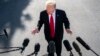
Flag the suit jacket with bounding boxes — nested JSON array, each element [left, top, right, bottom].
[[37, 9, 70, 41]]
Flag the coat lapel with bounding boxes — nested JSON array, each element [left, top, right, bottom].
[[55, 10, 59, 32], [45, 11, 50, 27]]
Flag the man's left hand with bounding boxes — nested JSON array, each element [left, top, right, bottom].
[[65, 29, 72, 35]]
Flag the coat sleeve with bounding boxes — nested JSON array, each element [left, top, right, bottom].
[[37, 11, 44, 31], [62, 11, 70, 29]]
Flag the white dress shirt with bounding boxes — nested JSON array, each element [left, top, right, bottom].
[[48, 11, 56, 30]]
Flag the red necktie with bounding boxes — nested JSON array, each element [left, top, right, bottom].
[[49, 14, 55, 39]]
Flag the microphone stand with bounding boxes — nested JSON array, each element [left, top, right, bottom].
[[90, 49, 99, 56], [27, 51, 38, 56], [0, 29, 8, 38], [70, 51, 74, 56], [0, 47, 22, 54]]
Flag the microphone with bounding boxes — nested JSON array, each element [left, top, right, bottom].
[[76, 37, 90, 50], [63, 40, 74, 56], [21, 38, 29, 53], [72, 42, 82, 56], [47, 41, 56, 54], [76, 36, 99, 56], [34, 43, 40, 53], [4, 29, 8, 38], [27, 43, 40, 56]]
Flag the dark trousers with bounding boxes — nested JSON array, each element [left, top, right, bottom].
[[46, 37, 62, 56]]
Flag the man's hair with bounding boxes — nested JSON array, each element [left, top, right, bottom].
[[45, 0, 56, 7]]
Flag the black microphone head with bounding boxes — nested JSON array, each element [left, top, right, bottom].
[[47, 41, 56, 53], [22, 38, 30, 47], [4, 29, 8, 38], [21, 38, 29, 53], [34, 43, 40, 52], [72, 42, 81, 52], [73, 42, 82, 56], [76, 36, 90, 50], [63, 40, 72, 51]]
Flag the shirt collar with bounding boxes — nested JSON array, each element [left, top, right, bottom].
[[48, 10, 56, 16]]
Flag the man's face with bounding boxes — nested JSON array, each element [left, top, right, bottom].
[[46, 4, 56, 14]]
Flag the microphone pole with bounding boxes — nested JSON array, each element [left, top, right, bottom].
[[0, 47, 22, 54], [4, 29, 8, 38], [0, 29, 8, 38]]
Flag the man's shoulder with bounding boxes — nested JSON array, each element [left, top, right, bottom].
[[40, 10, 47, 14], [56, 9, 65, 13]]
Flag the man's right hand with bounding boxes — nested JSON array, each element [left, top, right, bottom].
[[32, 28, 39, 35]]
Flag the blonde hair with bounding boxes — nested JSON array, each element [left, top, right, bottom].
[[45, 0, 56, 7]]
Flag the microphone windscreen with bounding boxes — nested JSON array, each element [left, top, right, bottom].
[[22, 38, 30, 47], [76, 37, 90, 50], [34, 43, 40, 52], [21, 38, 29, 53], [63, 40, 72, 51], [47, 41, 56, 53], [4, 29, 8, 37], [72, 42, 81, 52]]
